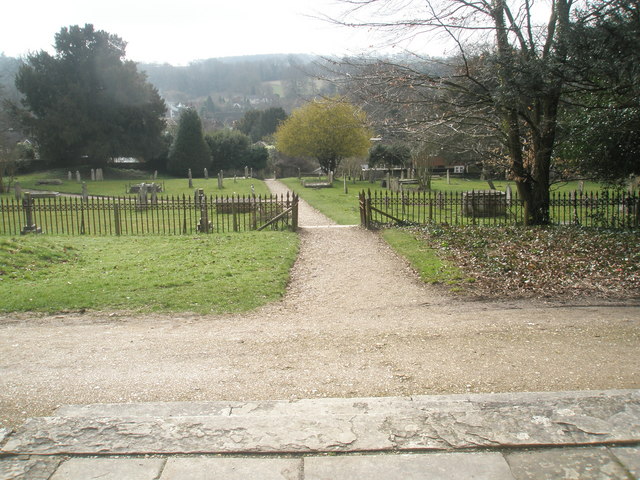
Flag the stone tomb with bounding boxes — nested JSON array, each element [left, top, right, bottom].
[[462, 190, 507, 217]]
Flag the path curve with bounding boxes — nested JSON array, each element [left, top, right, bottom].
[[0, 181, 638, 430]]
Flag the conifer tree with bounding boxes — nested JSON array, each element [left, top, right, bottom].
[[167, 109, 210, 176]]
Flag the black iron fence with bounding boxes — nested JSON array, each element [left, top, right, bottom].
[[359, 190, 639, 228], [1, 193, 298, 236]]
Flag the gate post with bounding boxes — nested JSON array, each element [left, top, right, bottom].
[[292, 194, 299, 231]]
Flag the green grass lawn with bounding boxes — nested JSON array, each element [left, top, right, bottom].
[[9, 168, 270, 197], [380, 228, 471, 292], [0, 233, 298, 314]]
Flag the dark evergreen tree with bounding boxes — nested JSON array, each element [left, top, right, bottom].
[[167, 109, 210, 176], [246, 144, 269, 171], [206, 130, 252, 172], [558, 0, 640, 183], [14, 24, 166, 167], [236, 107, 287, 142]]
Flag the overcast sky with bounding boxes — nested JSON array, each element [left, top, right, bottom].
[[1, 0, 396, 65]]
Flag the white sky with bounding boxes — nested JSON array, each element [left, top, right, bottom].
[[1, 0, 395, 65]]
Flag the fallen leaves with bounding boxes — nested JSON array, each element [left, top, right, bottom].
[[415, 225, 640, 299]]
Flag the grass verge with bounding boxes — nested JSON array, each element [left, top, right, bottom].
[[0, 233, 298, 314], [380, 228, 471, 292]]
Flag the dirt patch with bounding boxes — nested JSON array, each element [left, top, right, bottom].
[[0, 180, 638, 430]]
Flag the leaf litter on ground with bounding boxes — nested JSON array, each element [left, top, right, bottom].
[[410, 225, 639, 299]]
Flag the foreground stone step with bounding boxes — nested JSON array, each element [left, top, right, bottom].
[[54, 389, 636, 419], [3, 390, 639, 456]]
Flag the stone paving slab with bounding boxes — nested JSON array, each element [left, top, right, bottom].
[[504, 446, 632, 480], [54, 390, 635, 419], [49, 458, 165, 480], [160, 457, 303, 480], [3, 390, 639, 455], [54, 396, 421, 418], [610, 446, 640, 479], [304, 453, 516, 480], [0, 456, 61, 480]]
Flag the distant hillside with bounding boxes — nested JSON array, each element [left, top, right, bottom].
[[139, 54, 325, 103], [138, 54, 336, 128]]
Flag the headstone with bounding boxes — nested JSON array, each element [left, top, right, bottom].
[[68, 171, 72, 181], [14, 182, 22, 201], [81, 182, 88, 201], [579, 181, 584, 194], [204, 168, 209, 180], [96, 168, 103, 181], [188, 169, 193, 189], [151, 187, 158, 205], [153, 170, 158, 181], [244, 166, 249, 178], [401, 169, 405, 180], [218, 171, 223, 189], [446, 169, 450, 184], [91, 169, 95, 181], [76, 170, 81, 183], [329, 171, 334, 184], [343, 174, 348, 194], [250, 168, 253, 178], [234, 175, 237, 183], [138, 183, 147, 205], [505, 185, 512, 202]]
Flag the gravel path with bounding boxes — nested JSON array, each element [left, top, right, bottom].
[[0, 180, 638, 430]]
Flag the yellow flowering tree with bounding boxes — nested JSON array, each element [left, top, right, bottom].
[[275, 97, 371, 173]]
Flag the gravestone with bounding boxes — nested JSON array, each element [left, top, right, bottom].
[[68, 171, 72, 181], [14, 182, 22, 201], [204, 168, 208, 180], [218, 171, 223, 189], [81, 182, 88, 201], [446, 169, 450, 185], [244, 166, 249, 178], [76, 171, 81, 183], [188, 169, 193, 189], [91, 169, 96, 181], [20, 194, 42, 234], [153, 170, 158, 181], [505, 185, 512, 203], [138, 183, 148, 206], [97, 168, 104, 181], [462, 190, 507, 217]]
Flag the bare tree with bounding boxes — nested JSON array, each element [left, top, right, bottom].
[[325, 0, 576, 224]]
